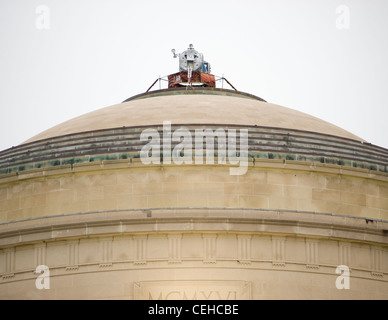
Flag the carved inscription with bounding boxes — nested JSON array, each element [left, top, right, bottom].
[[134, 281, 251, 300]]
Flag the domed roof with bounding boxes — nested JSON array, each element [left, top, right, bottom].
[[24, 89, 365, 144]]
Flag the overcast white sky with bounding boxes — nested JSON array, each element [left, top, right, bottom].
[[0, 0, 387, 151]]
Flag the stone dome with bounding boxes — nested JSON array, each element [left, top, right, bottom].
[[0, 88, 387, 300], [24, 89, 364, 144]]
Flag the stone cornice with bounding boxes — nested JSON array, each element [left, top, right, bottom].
[[1, 208, 387, 248], [0, 159, 387, 185]]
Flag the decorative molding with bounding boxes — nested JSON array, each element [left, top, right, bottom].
[[371, 247, 383, 278], [2, 247, 15, 279], [65, 266, 79, 271], [4, 247, 15, 273], [134, 235, 147, 265], [306, 239, 319, 269], [168, 234, 182, 264], [1, 208, 387, 249], [339, 242, 351, 267], [34, 243, 46, 269], [99, 237, 112, 268], [2, 273, 15, 280], [371, 272, 384, 278], [272, 236, 285, 267], [237, 235, 251, 264], [272, 262, 286, 267], [203, 234, 217, 264], [66, 240, 79, 271]]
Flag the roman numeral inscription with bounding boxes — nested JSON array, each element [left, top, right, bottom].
[[134, 281, 251, 300]]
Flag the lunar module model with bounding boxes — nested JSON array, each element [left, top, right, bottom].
[[168, 44, 216, 88]]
